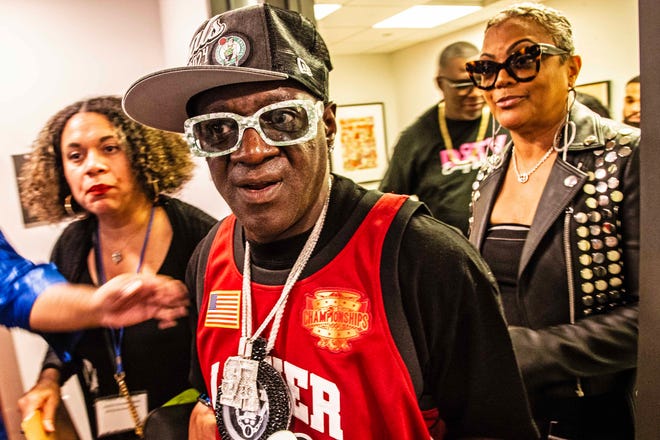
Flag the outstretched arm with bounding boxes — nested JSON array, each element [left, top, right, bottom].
[[29, 273, 189, 331], [1, 230, 188, 331]]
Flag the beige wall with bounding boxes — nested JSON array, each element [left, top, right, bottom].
[[0, 0, 640, 438]]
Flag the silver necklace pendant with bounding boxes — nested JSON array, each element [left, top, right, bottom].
[[512, 144, 554, 184], [111, 250, 123, 264], [220, 356, 261, 412], [216, 338, 292, 439]]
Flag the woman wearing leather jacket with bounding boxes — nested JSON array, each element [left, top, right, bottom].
[[466, 3, 639, 439]]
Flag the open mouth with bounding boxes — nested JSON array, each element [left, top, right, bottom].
[[243, 181, 275, 190]]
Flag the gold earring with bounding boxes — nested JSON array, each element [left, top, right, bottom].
[[64, 194, 76, 217], [148, 178, 160, 202]]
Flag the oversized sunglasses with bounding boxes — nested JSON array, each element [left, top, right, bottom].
[[184, 99, 325, 157], [465, 43, 569, 91], [437, 76, 475, 96]]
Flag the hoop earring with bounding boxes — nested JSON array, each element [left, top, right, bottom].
[[149, 178, 160, 202], [485, 114, 505, 170], [64, 194, 76, 217]]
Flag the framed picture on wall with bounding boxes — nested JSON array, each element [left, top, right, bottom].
[[331, 102, 388, 184], [575, 80, 611, 109], [12, 153, 45, 228]]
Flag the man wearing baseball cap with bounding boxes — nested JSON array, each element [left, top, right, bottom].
[[123, 4, 537, 439]]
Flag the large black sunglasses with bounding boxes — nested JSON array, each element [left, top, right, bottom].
[[465, 43, 569, 91]]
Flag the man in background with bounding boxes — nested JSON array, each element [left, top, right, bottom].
[[623, 75, 640, 127], [379, 41, 507, 236]]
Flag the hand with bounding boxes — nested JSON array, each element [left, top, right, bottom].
[[188, 401, 217, 440], [18, 369, 61, 433], [94, 273, 190, 329]]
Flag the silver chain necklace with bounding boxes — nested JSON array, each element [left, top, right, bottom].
[[218, 177, 332, 416], [241, 176, 332, 354], [512, 145, 555, 183]]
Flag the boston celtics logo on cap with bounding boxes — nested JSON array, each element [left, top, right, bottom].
[[297, 58, 313, 77], [214, 34, 250, 67]]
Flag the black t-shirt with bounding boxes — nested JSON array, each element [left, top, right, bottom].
[[380, 103, 500, 235]]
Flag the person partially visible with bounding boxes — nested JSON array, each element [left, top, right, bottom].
[[18, 96, 215, 439], [466, 2, 639, 439], [379, 41, 508, 235], [0, 229, 188, 440], [123, 5, 537, 439], [576, 91, 610, 118], [622, 75, 640, 128], [1, 230, 188, 332]]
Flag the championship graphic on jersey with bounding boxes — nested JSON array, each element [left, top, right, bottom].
[[302, 289, 370, 352]]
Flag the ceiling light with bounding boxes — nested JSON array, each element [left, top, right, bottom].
[[314, 4, 341, 20], [373, 5, 481, 29]]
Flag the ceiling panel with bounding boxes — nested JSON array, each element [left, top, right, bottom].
[[314, 0, 536, 55]]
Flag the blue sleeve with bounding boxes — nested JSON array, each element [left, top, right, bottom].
[[0, 230, 78, 361]]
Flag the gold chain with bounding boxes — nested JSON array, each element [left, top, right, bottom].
[[437, 101, 489, 151], [114, 372, 145, 438]]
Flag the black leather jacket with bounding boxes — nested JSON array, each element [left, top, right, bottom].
[[469, 102, 639, 400]]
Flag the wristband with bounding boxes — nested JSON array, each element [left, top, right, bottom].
[[198, 392, 212, 408]]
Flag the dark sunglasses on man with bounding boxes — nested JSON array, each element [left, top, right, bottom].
[[465, 43, 569, 91], [436, 76, 476, 97]]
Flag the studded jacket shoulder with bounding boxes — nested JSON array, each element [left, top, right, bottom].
[[469, 101, 639, 397]]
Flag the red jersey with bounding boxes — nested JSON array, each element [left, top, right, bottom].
[[197, 194, 434, 439]]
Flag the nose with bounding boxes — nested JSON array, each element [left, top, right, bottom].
[[83, 149, 108, 175], [493, 65, 516, 89], [467, 84, 482, 98], [230, 128, 280, 164]]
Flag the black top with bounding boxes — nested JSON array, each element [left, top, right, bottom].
[[42, 196, 215, 440], [482, 224, 529, 325], [188, 175, 539, 439], [379, 103, 497, 235]]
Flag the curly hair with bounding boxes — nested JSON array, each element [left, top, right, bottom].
[[19, 95, 195, 223], [486, 2, 575, 59]]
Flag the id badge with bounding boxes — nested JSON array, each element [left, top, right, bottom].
[[94, 391, 148, 437]]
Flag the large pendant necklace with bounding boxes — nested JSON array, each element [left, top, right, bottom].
[[216, 177, 332, 439], [512, 145, 555, 183]]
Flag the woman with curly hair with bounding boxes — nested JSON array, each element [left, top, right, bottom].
[[18, 95, 215, 439]]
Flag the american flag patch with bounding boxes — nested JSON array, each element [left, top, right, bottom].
[[204, 290, 241, 328]]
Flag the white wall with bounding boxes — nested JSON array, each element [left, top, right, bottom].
[[329, 54, 398, 157]]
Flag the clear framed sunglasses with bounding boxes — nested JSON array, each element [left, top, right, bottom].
[[437, 76, 475, 96], [184, 99, 325, 157], [465, 43, 569, 91]]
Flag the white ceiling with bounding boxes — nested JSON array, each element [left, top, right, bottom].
[[315, 0, 536, 55]]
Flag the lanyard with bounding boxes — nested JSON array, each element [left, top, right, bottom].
[[95, 205, 155, 375], [94, 206, 155, 438]]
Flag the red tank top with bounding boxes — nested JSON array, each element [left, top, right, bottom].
[[197, 194, 435, 439]]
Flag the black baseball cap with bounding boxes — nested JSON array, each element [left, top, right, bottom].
[[123, 4, 332, 133]]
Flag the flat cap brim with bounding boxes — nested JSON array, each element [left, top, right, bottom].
[[122, 66, 288, 133]]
